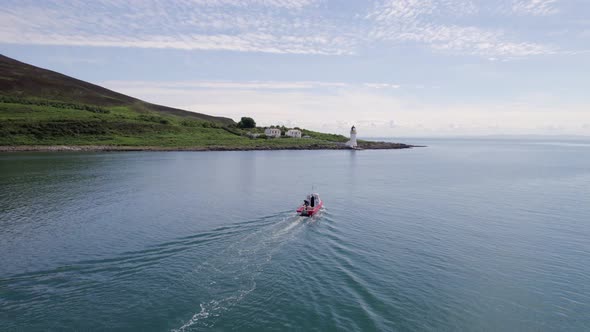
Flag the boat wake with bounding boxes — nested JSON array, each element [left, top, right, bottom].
[[172, 212, 313, 331]]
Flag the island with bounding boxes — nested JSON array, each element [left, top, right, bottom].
[[0, 54, 413, 152]]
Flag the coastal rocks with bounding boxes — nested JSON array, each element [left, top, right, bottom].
[[0, 141, 415, 152], [357, 141, 413, 149]]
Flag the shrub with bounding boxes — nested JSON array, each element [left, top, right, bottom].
[[181, 120, 199, 127], [138, 115, 170, 124], [237, 117, 256, 128], [221, 126, 243, 136], [0, 95, 110, 114]]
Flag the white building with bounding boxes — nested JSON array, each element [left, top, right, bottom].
[[285, 129, 302, 138], [345, 125, 357, 148], [264, 128, 282, 138]]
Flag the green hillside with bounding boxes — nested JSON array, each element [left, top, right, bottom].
[[0, 55, 408, 150]]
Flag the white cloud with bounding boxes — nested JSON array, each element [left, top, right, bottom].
[[366, 1, 556, 56], [363, 83, 401, 89], [425, 26, 554, 56], [375, 24, 554, 56], [512, 0, 560, 16], [367, 0, 436, 21], [102, 80, 411, 93], [0, 0, 352, 55], [188, 0, 317, 9], [367, 0, 477, 21], [103, 80, 351, 90], [0, 32, 353, 55], [0, 0, 577, 58]]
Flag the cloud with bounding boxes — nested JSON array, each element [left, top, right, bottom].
[[367, 0, 437, 21], [102, 80, 410, 92], [366, 0, 556, 56], [512, 0, 560, 16], [363, 83, 401, 89], [188, 0, 317, 9], [103, 80, 351, 90], [0, 0, 353, 55], [1, 32, 354, 55], [367, 0, 478, 21], [0, 0, 582, 57], [374, 23, 554, 56]]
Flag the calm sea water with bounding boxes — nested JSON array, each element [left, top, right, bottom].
[[1, 138, 589, 331]]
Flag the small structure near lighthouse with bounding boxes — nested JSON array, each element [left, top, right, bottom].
[[345, 125, 358, 148]]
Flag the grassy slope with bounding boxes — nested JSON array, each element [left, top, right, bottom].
[[0, 101, 347, 148]]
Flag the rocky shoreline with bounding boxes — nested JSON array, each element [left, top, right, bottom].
[[0, 142, 416, 152]]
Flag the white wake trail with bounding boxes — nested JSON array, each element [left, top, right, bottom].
[[172, 213, 308, 331]]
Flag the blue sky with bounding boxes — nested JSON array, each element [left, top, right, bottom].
[[1, 0, 589, 136]]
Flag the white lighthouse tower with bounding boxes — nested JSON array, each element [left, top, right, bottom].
[[346, 125, 357, 148]]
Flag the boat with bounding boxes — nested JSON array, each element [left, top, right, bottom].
[[296, 193, 323, 216]]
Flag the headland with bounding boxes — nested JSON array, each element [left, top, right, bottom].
[[0, 54, 413, 152]]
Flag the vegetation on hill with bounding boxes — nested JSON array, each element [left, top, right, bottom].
[[0, 97, 351, 148], [237, 117, 256, 129]]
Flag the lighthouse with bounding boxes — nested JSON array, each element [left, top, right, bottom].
[[346, 125, 357, 148]]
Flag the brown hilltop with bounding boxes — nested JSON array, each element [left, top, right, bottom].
[[0, 54, 234, 125]]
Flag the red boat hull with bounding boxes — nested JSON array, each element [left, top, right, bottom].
[[296, 201, 323, 216]]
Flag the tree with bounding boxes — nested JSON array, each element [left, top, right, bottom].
[[238, 117, 256, 128]]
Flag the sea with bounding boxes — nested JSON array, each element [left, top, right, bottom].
[[1, 137, 589, 331]]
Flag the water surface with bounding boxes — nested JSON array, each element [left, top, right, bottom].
[[1, 138, 589, 331]]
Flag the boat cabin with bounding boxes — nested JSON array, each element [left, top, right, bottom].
[[305, 193, 321, 207]]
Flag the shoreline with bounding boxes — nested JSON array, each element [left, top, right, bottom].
[[0, 143, 417, 153]]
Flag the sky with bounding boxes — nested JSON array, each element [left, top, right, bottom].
[[1, 0, 589, 137]]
